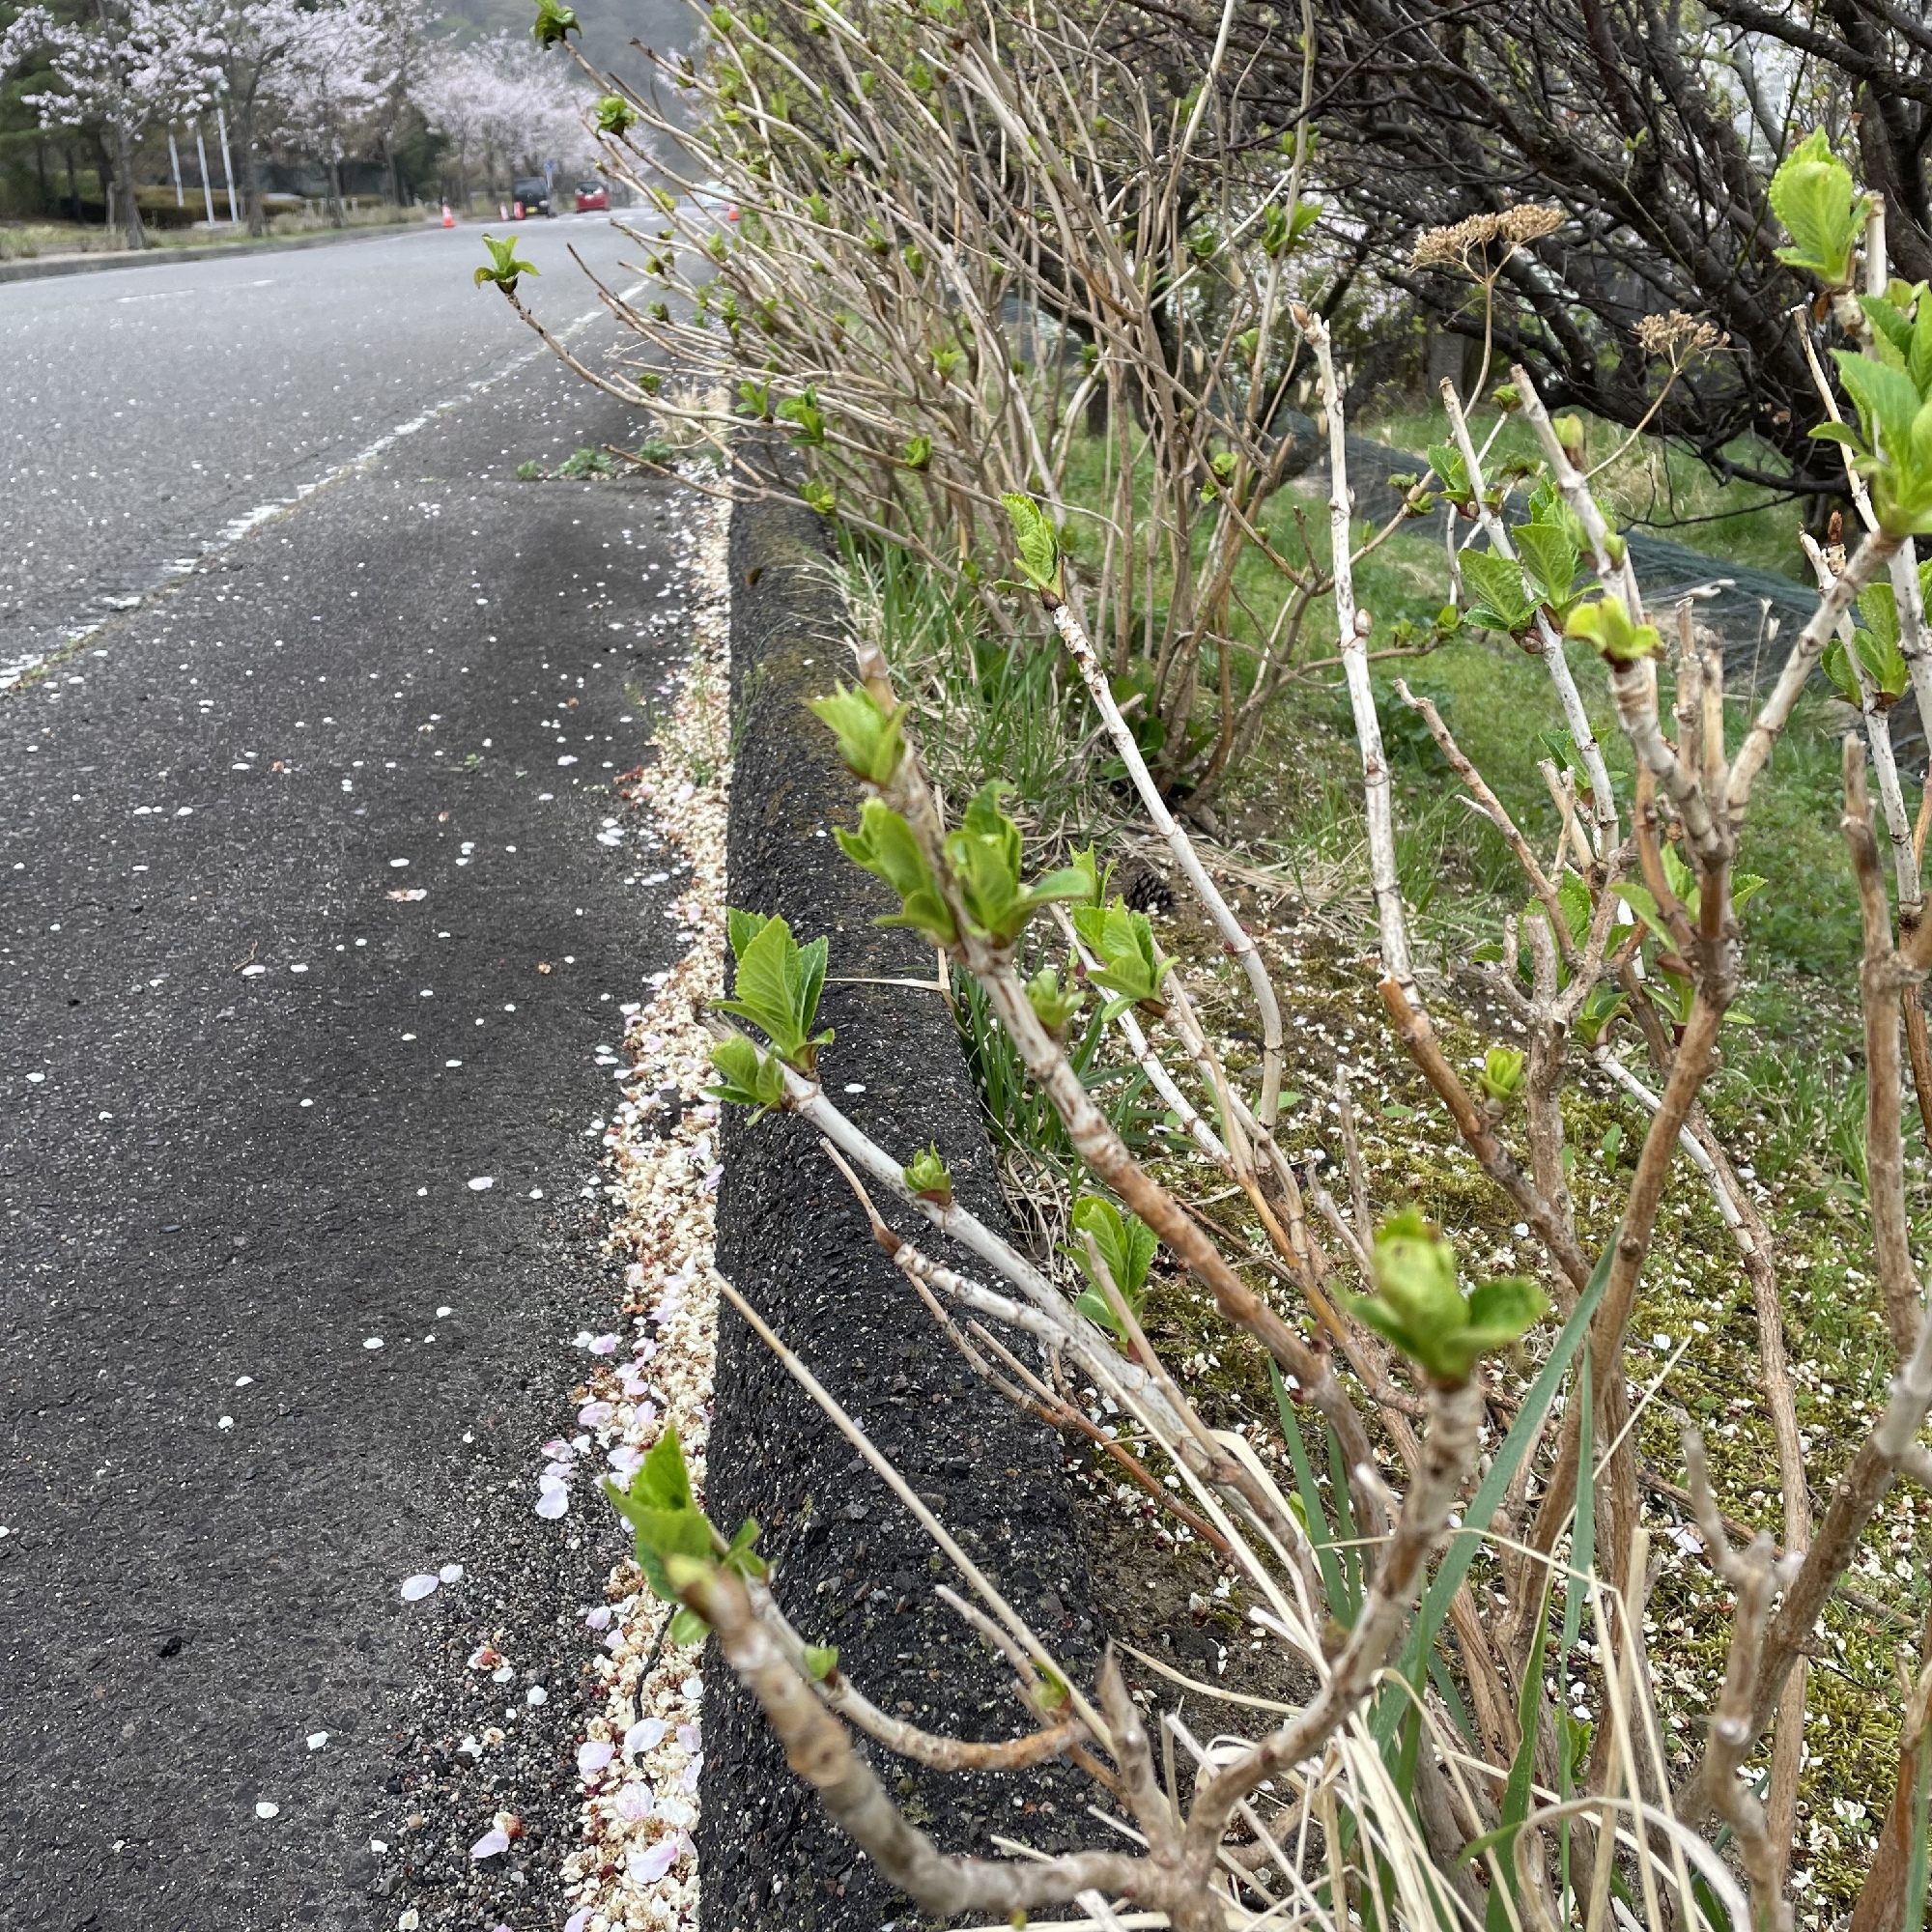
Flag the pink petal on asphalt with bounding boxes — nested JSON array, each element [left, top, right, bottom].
[[534, 1488, 569, 1520], [565, 1915, 592, 1932], [437, 1563, 465, 1583], [587, 1333, 619, 1356], [540, 1437, 572, 1460], [584, 1605, 612, 1631], [675, 1722, 700, 1751], [633, 1837, 678, 1883], [578, 1740, 616, 1776], [469, 1828, 510, 1860], [624, 1718, 667, 1756], [578, 1401, 613, 1427], [680, 1755, 703, 1792], [400, 1575, 439, 1603], [607, 1445, 644, 1482], [613, 1783, 654, 1821]]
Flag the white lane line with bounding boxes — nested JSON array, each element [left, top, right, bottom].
[[1, 280, 646, 693]]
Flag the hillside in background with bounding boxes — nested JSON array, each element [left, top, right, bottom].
[[441, 0, 691, 82]]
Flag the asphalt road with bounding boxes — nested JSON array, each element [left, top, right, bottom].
[[0, 213, 652, 681], [1, 221, 699, 1929]]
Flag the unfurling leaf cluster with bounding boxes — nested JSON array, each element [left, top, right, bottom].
[[1564, 593, 1660, 666], [1346, 1207, 1548, 1385], [902, 1142, 953, 1204], [837, 784, 1088, 947], [1001, 492, 1065, 602], [603, 1423, 765, 1646], [1071, 897, 1173, 1018], [809, 681, 906, 785], [715, 910, 834, 1069], [473, 234, 539, 294], [1067, 1195, 1157, 1339]]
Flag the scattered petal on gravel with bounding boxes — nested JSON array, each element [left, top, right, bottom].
[[534, 1487, 569, 1520], [255, 1802, 280, 1820], [400, 1574, 439, 1603], [437, 1562, 464, 1583], [306, 1731, 328, 1750], [577, 1740, 616, 1777], [469, 1828, 510, 1861], [468, 1176, 495, 1192]]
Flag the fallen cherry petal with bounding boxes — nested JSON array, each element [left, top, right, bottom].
[[613, 1783, 655, 1822], [675, 1722, 701, 1752], [469, 1829, 510, 1861], [584, 1605, 613, 1631], [681, 1755, 702, 1792], [438, 1562, 465, 1583], [256, 1800, 280, 1819], [468, 1176, 495, 1192], [587, 1333, 619, 1356], [399, 1574, 439, 1603], [624, 1717, 667, 1756], [631, 1837, 678, 1883], [578, 1739, 616, 1776], [534, 1488, 569, 1520], [578, 1400, 613, 1427], [565, 1913, 592, 1932]]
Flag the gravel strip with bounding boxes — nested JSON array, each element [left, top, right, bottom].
[[554, 487, 733, 1932]]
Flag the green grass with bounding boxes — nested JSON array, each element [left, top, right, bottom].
[[1359, 395, 1810, 582]]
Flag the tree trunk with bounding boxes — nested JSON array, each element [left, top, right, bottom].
[[114, 119, 146, 249], [94, 0, 145, 249], [240, 93, 266, 237], [327, 152, 345, 227], [64, 144, 79, 222]]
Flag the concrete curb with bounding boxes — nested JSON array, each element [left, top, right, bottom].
[[0, 218, 422, 285], [696, 489, 1101, 1929]]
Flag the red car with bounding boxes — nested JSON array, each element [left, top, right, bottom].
[[576, 182, 609, 213]]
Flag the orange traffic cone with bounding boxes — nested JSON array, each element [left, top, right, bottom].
[[440, 200, 454, 227]]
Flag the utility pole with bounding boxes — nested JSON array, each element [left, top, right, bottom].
[[194, 123, 215, 224], [167, 128, 185, 207]]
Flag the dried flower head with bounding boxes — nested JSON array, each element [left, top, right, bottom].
[[1411, 205, 1565, 271], [1634, 309, 1723, 361]]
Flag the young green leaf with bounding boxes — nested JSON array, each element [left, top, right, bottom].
[[836, 798, 958, 943], [530, 0, 579, 43], [705, 1033, 787, 1115], [1071, 898, 1174, 1017], [594, 93, 636, 134], [1000, 492, 1065, 602], [808, 682, 906, 785], [1564, 593, 1661, 666], [1346, 1207, 1549, 1385], [1475, 1045, 1525, 1106], [1024, 960, 1086, 1038], [473, 234, 539, 294], [901, 1143, 953, 1205], [1459, 550, 1537, 636], [802, 1643, 839, 1681], [1769, 128, 1868, 289], [1067, 1195, 1157, 1338], [713, 912, 833, 1069]]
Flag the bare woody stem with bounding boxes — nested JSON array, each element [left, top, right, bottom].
[[684, 1565, 1161, 1919], [1303, 307, 1419, 1009], [1048, 593, 1287, 1126]]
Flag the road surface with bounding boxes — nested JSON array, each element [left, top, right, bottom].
[[0, 213, 651, 684], [1, 215, 702, 1930]]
